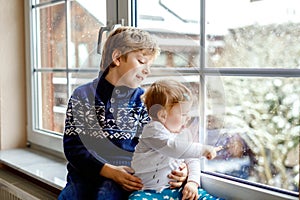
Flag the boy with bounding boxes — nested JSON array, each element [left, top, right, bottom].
[[58, 27, 187, 200]]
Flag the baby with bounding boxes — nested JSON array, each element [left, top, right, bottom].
[[129, 79, 223, 200]]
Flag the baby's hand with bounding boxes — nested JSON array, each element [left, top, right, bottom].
[[204, 146, 223, 160], [182, 181, 199, 200]]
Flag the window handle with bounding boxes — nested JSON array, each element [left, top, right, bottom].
[[97, 24, 122, 54]]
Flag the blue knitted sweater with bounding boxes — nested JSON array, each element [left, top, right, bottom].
[[63, 71, 150, 182]]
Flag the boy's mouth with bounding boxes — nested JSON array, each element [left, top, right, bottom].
[[136, 74, 144, 81]]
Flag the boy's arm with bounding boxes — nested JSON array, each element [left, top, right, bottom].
[[63, 95, 104, 179]]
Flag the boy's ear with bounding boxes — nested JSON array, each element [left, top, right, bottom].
[[112, 49, 122, 66], [157, 109, 167, 123]]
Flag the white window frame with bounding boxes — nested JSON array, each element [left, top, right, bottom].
[[25, 0, 122, 154], [24, 0, 299, 199]]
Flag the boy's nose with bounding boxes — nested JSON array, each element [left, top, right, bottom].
[[142, 66, 151, 75]]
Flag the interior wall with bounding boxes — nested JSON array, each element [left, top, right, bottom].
[[0, 0, 27, 149]]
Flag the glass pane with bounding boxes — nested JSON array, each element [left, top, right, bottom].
[[35, 0, 106, 69], [136, 0, 200, 68], [205, 76, 300, 192], [69, 0, 106, 68], [37, 3, 66, 69], [206, 0, 300, 68], [70, 72, 99, 92], [36, 72, 68, 134], [32, 0, 107, 135], [33, 0, 53, 5]]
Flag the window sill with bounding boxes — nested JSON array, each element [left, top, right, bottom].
[[0, 148, 298, 200], [0, 147, 67, 191]]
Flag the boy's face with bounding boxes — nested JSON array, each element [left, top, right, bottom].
[[116, 51, 154, 88]]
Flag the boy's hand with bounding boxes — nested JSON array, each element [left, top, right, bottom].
[[168, 162, 188, 188], [100, 164, 143, 191], [182, 181, 199, 200]]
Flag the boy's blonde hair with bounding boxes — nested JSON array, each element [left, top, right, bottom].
[[143, 79, 192, 119], [100, 26, 160, 71]]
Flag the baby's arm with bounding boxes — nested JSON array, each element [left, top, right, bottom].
[[182, 159, 200, 200], [151, 137, 221, 159], [182, 181, 199, 200], [141, 123, 221, 159]]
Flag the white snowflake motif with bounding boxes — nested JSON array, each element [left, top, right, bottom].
[[163, 195, 169, 199], [145, 192, 152, 196]]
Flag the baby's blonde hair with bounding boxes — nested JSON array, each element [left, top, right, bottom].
[[143, 79, 192, 119], [100, 26, 160, 71]]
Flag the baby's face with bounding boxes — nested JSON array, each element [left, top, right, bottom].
[[164, 102, 192, 133]]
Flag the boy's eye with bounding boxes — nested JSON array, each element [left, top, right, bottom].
[[138, 60, 145, 64]]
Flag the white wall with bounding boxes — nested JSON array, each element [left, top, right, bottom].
[[0, 0, 27, 149]]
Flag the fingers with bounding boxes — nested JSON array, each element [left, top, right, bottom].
[[122, 174, 143, 191], [112, 166, 143, 191], [204, 146, 221, 160], [168, 180, 183, 189], [168, 166, 187, 188], [206, 150, 217, 160], [168, 172, 186, 183], [215, 146, 223, 152], [179, 162, 187, 170], [122, 166, 135, 174], [182, 189, 198, 200]]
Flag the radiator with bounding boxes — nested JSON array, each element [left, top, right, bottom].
[[0, 168, 57, 200]]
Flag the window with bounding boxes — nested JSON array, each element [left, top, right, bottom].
[[135, 0, 299, 195], [27, 0, 299, 197], [27, 0, 108, 151]]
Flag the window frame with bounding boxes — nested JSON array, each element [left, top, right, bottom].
[[25, 0, 121, 153], [25, 0, 299, 198]]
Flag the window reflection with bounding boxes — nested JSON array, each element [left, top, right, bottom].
[[205, 77, 299, 191], [206, 0, 300, 68]]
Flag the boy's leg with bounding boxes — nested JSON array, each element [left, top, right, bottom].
[[58, 174, 97, 200], [96, 179, 131, 200]]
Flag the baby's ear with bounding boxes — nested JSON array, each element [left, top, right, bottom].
[[149, 104, 166, 122], [112, 49, 122, 66], [157, 108, 168, 123]]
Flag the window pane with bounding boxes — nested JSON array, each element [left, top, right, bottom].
[[136, 0, 200, 68], [39, 72, 99, 135], [37, 3, 66, 69], [69, 0, 105, 68], [206, 0, 300, 68], [205, 76, 300, 192], [70, 72, 99, 92], [33, 0, 53, 5], [36, 72, 67, 134], [32, 0, 106, 136]]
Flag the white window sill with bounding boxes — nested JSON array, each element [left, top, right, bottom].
[[0, 148, 67, 191], [0, 148, 298, 200]]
